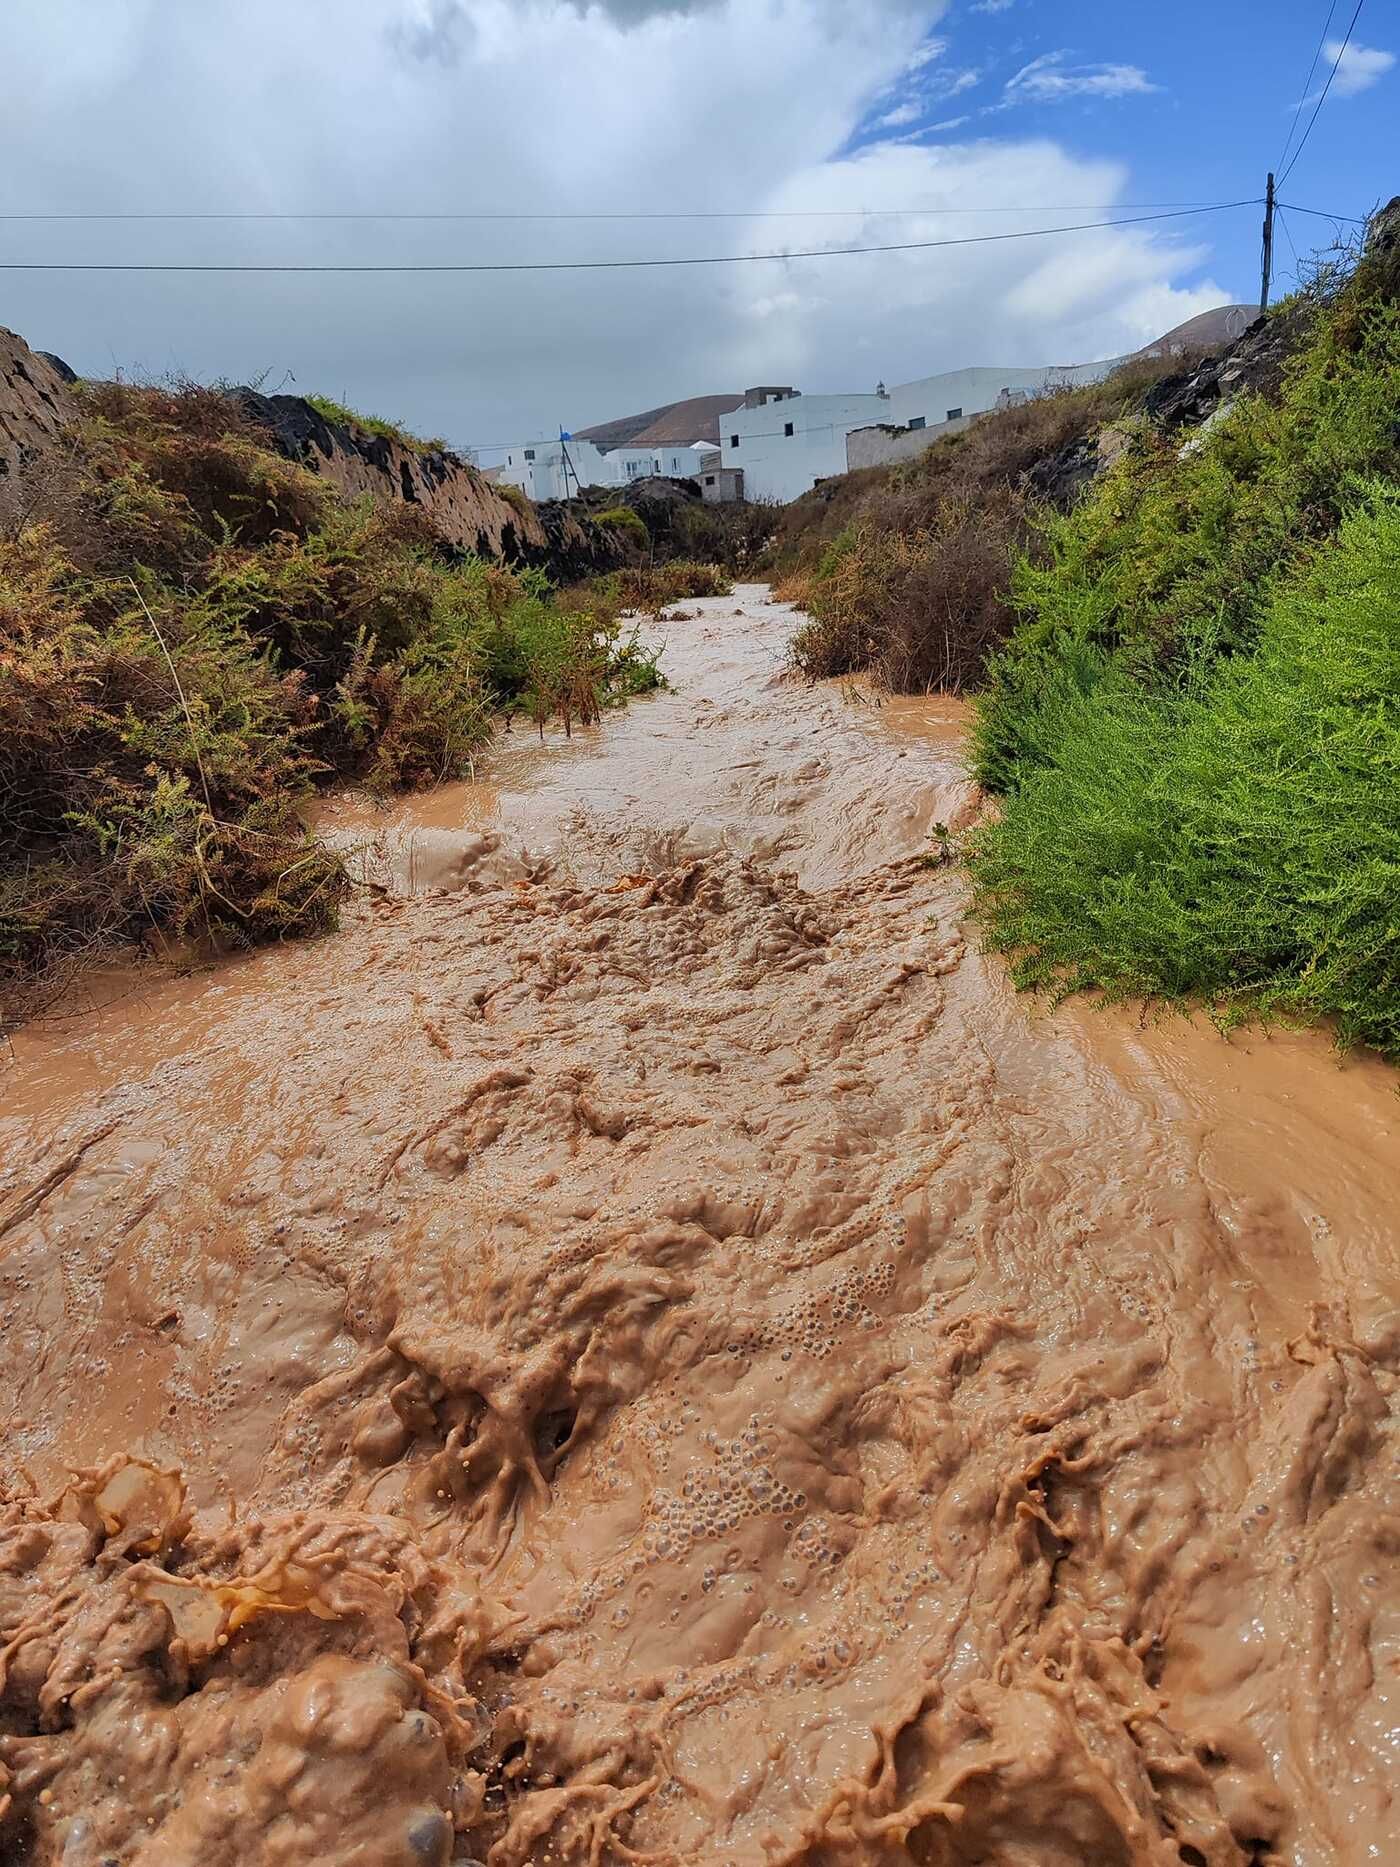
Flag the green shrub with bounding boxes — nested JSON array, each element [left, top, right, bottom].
[[970, 487, 1400, 1056], [976, 295, 1400, 791], [593, 506, 650, 548], [968, 247, 1400, 1054]]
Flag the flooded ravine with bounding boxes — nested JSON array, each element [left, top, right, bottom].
[[1, 586, 1396, 1866]]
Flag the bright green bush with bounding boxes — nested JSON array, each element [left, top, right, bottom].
[[969, 254, 1400, 1054], [975, 296, 1400, 791], [970, 488, 1400, 1055]]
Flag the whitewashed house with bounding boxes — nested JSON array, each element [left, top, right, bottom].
[[495, 438, 708, 501], [497, 437, 611, 502], [726, 357, 1131, 503]]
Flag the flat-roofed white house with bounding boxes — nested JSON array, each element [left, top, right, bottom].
[[495, 438, 708, 502], [725, 358, 1131, 503]]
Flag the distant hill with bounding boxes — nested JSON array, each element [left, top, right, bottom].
[[576, 307, 1256, 453], [576, 393, 744, 450], [1134, 304, 1255, 357]]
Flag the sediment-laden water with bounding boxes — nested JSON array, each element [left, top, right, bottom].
[[2, 588, 1396, 1865]]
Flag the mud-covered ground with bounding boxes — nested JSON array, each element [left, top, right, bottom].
[[2, 588, 1397, 1866]]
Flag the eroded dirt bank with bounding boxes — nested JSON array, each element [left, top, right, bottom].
[[2, 588, 1397, 1866]]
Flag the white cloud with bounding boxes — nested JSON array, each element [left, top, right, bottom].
[[1006, 51, 1160, 103], [2, 2, 1224, 454], [876, 101, 923, 128], [903, 37, 949, 74], [971, 0, 1015, 11], [1320, 38, 1394, 98]]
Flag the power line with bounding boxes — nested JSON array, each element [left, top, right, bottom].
[[0, 201, 1255, 274], [1277, 0, 1341, 175], [1278, 200, 1369, 224], [1277, 206, 1303, 286], [1278, 0, 1367, 187], [0, 201, 1237, 224]]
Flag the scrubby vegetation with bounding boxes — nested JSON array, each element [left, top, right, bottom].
[[564, 561, 731, 614], [0, 382, 664, 1009], [970, 226, 1400, 1056], [305, 394, 445, 455], [569, 483, 776, 574], [772, 353, 1192, 692]]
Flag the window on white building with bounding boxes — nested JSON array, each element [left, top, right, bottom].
[[945, 408, 962, 421], [524, 448, 535, 460], [908, 417, 926, 431], [784, 422, 794, 437], [730, 434, 739, 448]]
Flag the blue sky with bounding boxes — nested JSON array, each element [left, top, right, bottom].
[[850, 0, 1395, 300], [3, 0, 1395, 445]]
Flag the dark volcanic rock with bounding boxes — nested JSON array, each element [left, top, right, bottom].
[[0, 328, 80, 478], [1140, 303, 1313, 433]]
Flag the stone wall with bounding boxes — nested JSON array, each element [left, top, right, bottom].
[[845, 415, 973, 475]]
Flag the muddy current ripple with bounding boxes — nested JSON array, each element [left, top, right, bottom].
[[1, 587, 1397, 1866]]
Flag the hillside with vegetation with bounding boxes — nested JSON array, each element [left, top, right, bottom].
[[775, 203, 1400, 1057], [0, 376, 727, 1015], [970, 211, 1400, 1058]]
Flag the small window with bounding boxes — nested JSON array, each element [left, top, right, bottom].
[[705, 475, 715, 486], [945, 407, 962, 421], [730, 434, 739, 448], [524, 448, 535, 461], [908, 416, 926, 431], [784, 421, 794, 437]]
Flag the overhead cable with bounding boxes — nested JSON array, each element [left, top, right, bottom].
[[1278, 0, 1367, 187], [0, 201, 1256, 274], [0, 201, 1240, 223], [1277, 0, 1341, 175]]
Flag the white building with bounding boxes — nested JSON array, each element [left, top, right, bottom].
[[497, 437, 608, 502], [495, 438, 708, 502], [724, 358, 1129, 503]]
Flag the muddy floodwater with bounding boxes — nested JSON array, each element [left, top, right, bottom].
[[2, 586, 1397, 1866]]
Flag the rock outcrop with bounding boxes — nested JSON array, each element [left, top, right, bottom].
[[0, 325, 622, 581], [238, 390, 618, 577], [236, 391, 539, 559], [0, 328, 79, 479]]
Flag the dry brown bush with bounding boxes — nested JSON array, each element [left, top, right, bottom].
[[776, 352, 1202, 693]]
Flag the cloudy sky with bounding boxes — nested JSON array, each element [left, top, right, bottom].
[[3, 0, 1393, 456]]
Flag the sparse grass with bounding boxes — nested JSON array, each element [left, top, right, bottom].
[[305, 394, 446, 455], [0, 383, 662, 1011], [496, 481, 533, 519]]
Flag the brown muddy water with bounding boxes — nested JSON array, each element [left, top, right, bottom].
[[1, 585, 1397, 1866]]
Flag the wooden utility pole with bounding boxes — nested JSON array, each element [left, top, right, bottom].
[[1260, 172, 1276, 316]]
